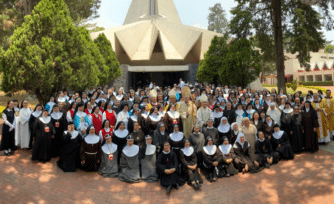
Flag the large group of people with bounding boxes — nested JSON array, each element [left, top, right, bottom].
[[1, 78, 334, 194]]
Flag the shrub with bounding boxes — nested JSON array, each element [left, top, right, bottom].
[[299, 81, 333, 86], [286, 83, 292, 88]]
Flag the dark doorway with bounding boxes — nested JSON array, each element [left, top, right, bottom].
[[131, 72, 186, 89]]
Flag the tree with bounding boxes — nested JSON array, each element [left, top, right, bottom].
[[197, 35, 229, 84], [94, 33, 121, 87], [219, 38, 262, 88], [324, 44, 334, 54], [207, 3, 229, 34], [230, 0, 329, 93], [0, 0, 101, 105]]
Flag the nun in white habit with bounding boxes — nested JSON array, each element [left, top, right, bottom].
[[98, 134, 119, 178], [139, 135, 158, 182], [119, 135, 141, 183], [15, 100, 32, 148]]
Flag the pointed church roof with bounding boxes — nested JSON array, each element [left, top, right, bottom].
[[90, 0, 223, 64]]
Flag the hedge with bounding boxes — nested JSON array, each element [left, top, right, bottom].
[[299, 81, 333, 86]]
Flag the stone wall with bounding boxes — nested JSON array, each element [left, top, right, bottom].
[[109, 64, 129, 91], [186, 64, 199, 84]]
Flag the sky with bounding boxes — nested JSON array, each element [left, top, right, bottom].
[[91, 0, 334, 43]]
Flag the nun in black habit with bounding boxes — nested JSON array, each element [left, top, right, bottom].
[[152, 122, 168, 153], [157, 142, 185, 194], [202, 119, 219, 145], [32, 109, 56, 162], [217, 137, 239, 177], [57, 122, 82, 172], [28, 104, 43, 148], [98, 134, 119, 178], [255, 131, 280, 168], [179, 139, 203, 189], [139, 135, 158, 182], [50, 104, 67, 157], [118, 135, 141, 183], [1, 101, 16, 155], [201, 136, 222, 182], [271, 124, 294, 160], [290, 105, 304, 153]]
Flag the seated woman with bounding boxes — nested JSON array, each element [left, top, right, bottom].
[[80, 126, 101, 171], [157, 142, 185, 194], [271, 124, 294, 160], [163, 104, 182, 134], [139, 135, 158, 182], [201, 136, 222, 182], [112, 122, 129, 155], [233, 133, 262, 174], [179, 139, 203, 189], [255, 131, 280, 168], [217, 137, 239, 177], [57, 122, 82, 172], [118, 135, 141, 183], [98, 134, 118, 178], [153, 122, 167, 153], [130, 122, 145, 149], [189, 124, 205, 167], [167, 124, 185, 159]]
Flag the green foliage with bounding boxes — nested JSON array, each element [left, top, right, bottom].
[[291, 84, 297, 91], [94, 33, 121, 87], [197, 36, 261, 88], [324, 44, 334, 54], [219, 38, 262, 88], [197, 35, 229, 84], [286, 83, 292, 88], [299, 81, 333, 86], [207, 3, 229, 34], [0, 0, 101, 105]]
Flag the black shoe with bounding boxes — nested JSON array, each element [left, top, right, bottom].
[[166, 185, 172, 194], [175, 183, 179, 189], [4, 152, 9, 156], [265, 164, 270, 169], [9, 151, 13, 155], [198, 183, 202, 187], [193, 183, 199, 189]]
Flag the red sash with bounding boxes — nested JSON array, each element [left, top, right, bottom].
[[101, 128, 113, 140], [85, 108, 92, 115], [105, 110, 116, 126], [91, 113, 102, 134], [69, 109, 74, 118]]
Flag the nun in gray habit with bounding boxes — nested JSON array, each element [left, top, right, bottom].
[[119, 135, 141, 183], [139, 135, 158, 182], [98, 134, 119, 178]]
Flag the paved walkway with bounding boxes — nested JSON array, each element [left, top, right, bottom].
[[1, 125, 334, 204]]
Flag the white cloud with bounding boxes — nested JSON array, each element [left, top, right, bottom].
[[193, 23, 208, 30], [92, 17, 120, 29]]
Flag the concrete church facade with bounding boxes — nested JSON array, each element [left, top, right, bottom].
[[90, 0, 223, 90]]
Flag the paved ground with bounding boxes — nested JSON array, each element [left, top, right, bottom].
[[1, 123, 334, 204]]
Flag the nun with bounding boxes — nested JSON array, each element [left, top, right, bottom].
[[235, 104, 247, 126], [179, 139, 203, 189], [73, 103, 90, 136], [80, 126, 101, 171], [139, 135, 158, 182], [28, 104, 43, 148], [230, 122, 239, 145], [119, 135, 141, 183], [152, 122, 167, 153], [189, 124, 205, 167], [16, 100, 31, 149], [128, 108, 139, 133], [157, 142, 185, 194], [32, 109, 56, 162], [212, 105, 223, 128], [45, 96, 56, 114], [50, 104, 67, 157], [267, 102, 281, 126], [271, 124, 294, 160], [280, 102, 294, 142], [233, 133, 262, 173], [218, 137, 239, 177], [202, 119, 219, 145], [112, 122, 129, 154], [1, 101, 16, 156], [138, 104, 150, 135], [217, 117, 231, 144], [57, 122, 82, 172], [130, 122, 146, 149], [115, 103, 130, 130], [255, 131, 280, 168], [167, 124, 185, 158], [201, 136, 222, 182], [263, 115, 275, 139], [163, 103, 182, 134], [147, 106, 163, 135], [98, 134, 119, 178]]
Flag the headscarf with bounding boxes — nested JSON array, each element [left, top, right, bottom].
[[217, 117, 230, 133]]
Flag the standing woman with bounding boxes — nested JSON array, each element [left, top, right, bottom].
[[252, 112, 264, 133], [201, 136, 222, 182], [1, 101, 16, 156], [240, 117, 259, 164], [99, 120, 113, 142], [152, 122, 167, 153], [73, 103, 90, 137], [280, 102, 294, 142], [45, 96, 56, 114], [29, 104, 43, 149], [119, 135, 141, 183], [80, 126, 101, 171], [98, 135, 118, 178], [235, 104, 247, 127], [115, 103, 130, 130], [112, 122, 129, 156], [84, 102, 93, 115], [89, 106, 102, 135], [16, 100, 31, 149], [217, 117, 231, 144], [179, 139, 203, 189], [139, 135, 158, 182], [50, 105, 67, 157], [163, 104, 182, 134], [271, 124, 294, 160], [230, 122, 240, 145], [263, 115, 275, 139], [128, 108, 139, 133], [290, 106, 304, 153], [147, 106, 162, 135], [212, 105, 223, 128], [66, 102, 77, 122], [189, 124, 205, 167], [57, 122, 82, 172], [102, 101, 116, 128], [32, 109, 56, 162], [167, 124, 185, 159], [302, 101, 319, 153], [138, 104, 150, 135]]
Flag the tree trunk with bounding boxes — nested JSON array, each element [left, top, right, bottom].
[[272, 0, 287, 93]]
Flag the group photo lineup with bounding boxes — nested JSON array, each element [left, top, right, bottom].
[[1, 0, 334, 203]]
